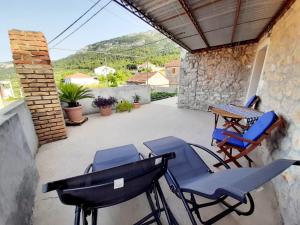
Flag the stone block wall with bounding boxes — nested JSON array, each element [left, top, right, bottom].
[[255, 1, 300, 224], [178, 44, 257, 110], [9, 30, 67, 145]]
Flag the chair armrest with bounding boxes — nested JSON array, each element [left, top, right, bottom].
[[222, 131, 260, 144], [188, 143, 230, 169]]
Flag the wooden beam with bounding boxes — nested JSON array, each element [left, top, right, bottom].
[[257, 0, 296, 40], [191, 39, 257, 54], [177, 0, 210, 47], [231, 0, 242, 43]]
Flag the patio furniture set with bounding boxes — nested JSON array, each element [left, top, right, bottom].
[[43, 95, 299, 225]]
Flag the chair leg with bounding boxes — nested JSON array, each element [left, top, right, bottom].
[[146, 191, 162, 225], [74, 206, 81, 225], [214, 147, 242, 168], [91, 209, 98, 225], [177, 192, 198, 225], [156, 183, 179, 225]]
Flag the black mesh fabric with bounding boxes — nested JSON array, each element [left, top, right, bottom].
[[43, 153, 174, 209]]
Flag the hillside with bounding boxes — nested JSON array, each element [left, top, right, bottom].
[[54, 30, 180, 71]]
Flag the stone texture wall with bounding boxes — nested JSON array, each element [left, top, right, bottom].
[[178, 44, 257, 110], [9, 30, 67, 145], [255, 1, 300, 224]]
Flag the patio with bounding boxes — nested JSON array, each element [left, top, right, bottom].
[[34, 97, 282, 225]]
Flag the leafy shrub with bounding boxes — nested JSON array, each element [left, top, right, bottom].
[[92, 96, 117, 108], [59, 83, 94, 107], [116, 100, 133, 112], [151, 92, 177, 101]]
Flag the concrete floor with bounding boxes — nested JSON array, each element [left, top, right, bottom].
[[33, 97, 282, 225]]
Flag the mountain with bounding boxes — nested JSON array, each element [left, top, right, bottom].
[[54, 30, 180, 71]]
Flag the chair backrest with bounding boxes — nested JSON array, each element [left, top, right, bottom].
[[144, 136, 210, 186], [43, 153, 174, 209], [242, 111, 278, 147], [244, 95, 258, 108]]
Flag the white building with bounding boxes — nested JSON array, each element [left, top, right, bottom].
[[94, 66, 116, 76], [64, 73, 99, 85]]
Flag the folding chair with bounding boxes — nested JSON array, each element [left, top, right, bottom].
[[244, 95, 259, 108], [43, 144, 178, 225], [144, 136, 299, 225], [212, 111, 282, 167]]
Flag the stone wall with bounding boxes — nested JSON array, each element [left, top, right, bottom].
[[255, 1, 300, 224], [1, 100, 38, 156], [178, 44, 257, 110], [8, 30, 67, 145], [0, 109, 38, 225]]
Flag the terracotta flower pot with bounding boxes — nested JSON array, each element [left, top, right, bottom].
[[100, 106, 112, 116], [133, 102, 141, 109], [64, 105, 83, 122]]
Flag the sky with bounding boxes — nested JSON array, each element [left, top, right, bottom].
[[0, 0, 152, 62]]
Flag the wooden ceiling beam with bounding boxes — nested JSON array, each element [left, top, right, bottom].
[[177, 0, 210, 47], [231, 0, 242, 43]]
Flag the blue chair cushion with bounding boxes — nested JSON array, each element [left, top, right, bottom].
[[242, 111, 277, 147], [213, 128, 245, 148], [244, 95, 257, 108], [92, 144, 140, 172]]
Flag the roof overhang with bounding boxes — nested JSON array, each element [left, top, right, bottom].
[[114, 0, 295, 53]]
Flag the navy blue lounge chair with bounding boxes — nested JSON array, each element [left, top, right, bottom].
[[43, 145, 178, 225], [144, 136, 299, 225], [212, 111, 282, 167]]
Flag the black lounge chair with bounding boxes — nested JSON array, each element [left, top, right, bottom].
[[144, 136, 299, 225], [43, 144, 178, 225]]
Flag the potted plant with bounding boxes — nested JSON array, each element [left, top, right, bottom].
[[59, 83, 94, 122], [132, 94, 141, 109], [116, 100, 133, 112], [92, 96, 117, 116]]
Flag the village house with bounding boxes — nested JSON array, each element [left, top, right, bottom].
[[165, 59, 180, 87], [64, 73, 99, 85], [127, 71, 169, 86], [94, 65, 116, 76]]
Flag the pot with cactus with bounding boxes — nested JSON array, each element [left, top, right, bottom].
[[132, 94, 141, 109], [92, 96, 118, 116], [59, 83, 94, 122]]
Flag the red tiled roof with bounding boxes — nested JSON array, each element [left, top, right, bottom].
[[65, 73, 92, 79], [127, 72, 157, 83], [165, 59, 180, 68]]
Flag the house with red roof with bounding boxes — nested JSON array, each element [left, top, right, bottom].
[[127, 71, 169, 87]]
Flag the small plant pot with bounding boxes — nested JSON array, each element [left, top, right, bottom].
[[100, 106, 112, 116], [133, 102, 141, 109], [64, 106, 83, 122]]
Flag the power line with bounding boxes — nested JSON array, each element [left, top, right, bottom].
[[48, 0, 103, 44], [50, 0, 112, 48]]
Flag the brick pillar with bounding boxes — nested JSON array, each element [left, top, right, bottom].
[[9, 29, 67, 145]]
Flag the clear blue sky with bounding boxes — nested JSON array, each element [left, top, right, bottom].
[[0, 0, 152, 62]]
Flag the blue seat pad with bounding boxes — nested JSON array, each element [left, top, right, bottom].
[[92, 144, 140, 172], [213, 128, 245, 148]]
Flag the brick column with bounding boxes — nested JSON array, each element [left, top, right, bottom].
[[9, 29, 67, 145]]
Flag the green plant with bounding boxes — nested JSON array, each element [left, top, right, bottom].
[[151, 92, 177, 101], [116, 100, 133, 112], [59, 83, 94, 107], [132, 94, 141, 103]]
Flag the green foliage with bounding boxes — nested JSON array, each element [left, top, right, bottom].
[[59, 83, 94, 107], [132, 93, 141, 103], [53, 31, 180, 73], [116, 100, 133, 112], [151, 92, 177, 101]]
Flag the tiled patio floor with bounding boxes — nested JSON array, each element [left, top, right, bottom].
[[33, 97, 282, 225]]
